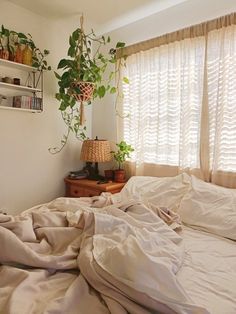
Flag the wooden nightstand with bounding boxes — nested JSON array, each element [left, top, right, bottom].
[[64, 178, 126, 197]]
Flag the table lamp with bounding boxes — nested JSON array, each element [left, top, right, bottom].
[[80, 137, 111, 180]]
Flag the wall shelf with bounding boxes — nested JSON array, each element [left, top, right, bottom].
[[0, 58, 37, 72], [0, 82, 41, 93], [0, 105, 42, 113], [0, 58, 43, 112]]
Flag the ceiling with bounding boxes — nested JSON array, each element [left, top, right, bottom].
[[6, 0, 187, 32], [7, 0, 155, 20]]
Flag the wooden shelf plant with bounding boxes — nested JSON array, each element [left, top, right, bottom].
[[0, 25, 51, 71]]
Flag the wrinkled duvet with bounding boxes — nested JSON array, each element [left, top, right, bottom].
[[0, 197, 209, 314]]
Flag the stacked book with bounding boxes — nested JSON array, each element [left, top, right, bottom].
[[12, 96, 42, 110]]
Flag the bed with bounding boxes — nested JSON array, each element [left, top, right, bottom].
[[0, 174, 235, 314]]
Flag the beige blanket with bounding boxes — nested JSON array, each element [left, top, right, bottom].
[[0, 198, 209, 314]]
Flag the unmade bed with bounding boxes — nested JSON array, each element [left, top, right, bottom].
[[0, 174, 235, 314]]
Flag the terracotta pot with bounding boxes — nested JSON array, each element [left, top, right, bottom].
[[114, 169, 126, 183], [104, 169, 114, 181], [9, 51, 15, 61], [1, 49, 9, 60]]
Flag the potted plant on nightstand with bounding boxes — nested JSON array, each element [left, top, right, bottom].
[[111, 140, 134, 182], [49, 15, 128, 153]]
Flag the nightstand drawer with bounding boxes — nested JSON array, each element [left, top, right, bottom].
[[69, 185, 100, 197], [64, 178, 126, 198]]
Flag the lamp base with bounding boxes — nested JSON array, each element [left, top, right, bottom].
[[83, 162, 104, 181], [88, 173, 105, 181]]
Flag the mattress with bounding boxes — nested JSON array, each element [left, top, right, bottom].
[[178, 226, 236, 314]]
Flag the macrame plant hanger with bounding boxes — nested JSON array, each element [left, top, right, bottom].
[[79, 14, 85, 126], [71, 14, 95, 126]]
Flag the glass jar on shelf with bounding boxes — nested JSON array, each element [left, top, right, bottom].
[[22, 44, 32, 66], [14, 44, 24, 63]]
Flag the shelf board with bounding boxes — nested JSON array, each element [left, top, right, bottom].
[[0, 81, 41, 93], [0, 105, 42, 113], [0, 58, 38, 72]]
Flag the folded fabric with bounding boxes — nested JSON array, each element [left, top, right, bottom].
[[0, 215, 36, 242], [179, 175, 236, 240]]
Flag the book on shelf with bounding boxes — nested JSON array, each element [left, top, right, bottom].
[[12, 96, 42, 110]]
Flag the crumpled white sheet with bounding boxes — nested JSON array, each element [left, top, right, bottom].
[[0, 198, 209, 314]]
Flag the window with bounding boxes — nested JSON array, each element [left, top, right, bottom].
[[122, 37, 205, 169], [121, 22, 236, 184]]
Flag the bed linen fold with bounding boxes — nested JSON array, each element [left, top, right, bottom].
[[0, 198, 209, 314]]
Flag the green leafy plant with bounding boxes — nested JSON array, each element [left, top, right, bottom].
[[50, 17, 128, 154], [55, 29, 126, 110], [0, 25, 51, 71], [111, 141, 134, 170], [0, 25, 14, 57]]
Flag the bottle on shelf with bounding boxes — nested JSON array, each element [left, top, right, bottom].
[[14, 44, 24, 63], [22, 44, 32, 66]]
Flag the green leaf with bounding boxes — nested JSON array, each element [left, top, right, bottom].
[[110, 87, 117, 94], [59, 102, 67, 111], [116, 42, 125, 48], [57, 59, 71, 69], [54, 72, 61, 80], [61, 71, 70, 80], [123, 77, 129, 84], [73, 86, 81, 94], [97, 85, 106, 98], [55, 93, 62, 101], [68, 46, 75, 57], [109, 72, 114, 80], [72, 29, 80, 41], [69, 35, 76, 47], [18, 32, 27, 39]]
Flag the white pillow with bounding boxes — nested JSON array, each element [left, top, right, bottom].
[[179, 176, 236, 240], [119, 173, 191, 211]]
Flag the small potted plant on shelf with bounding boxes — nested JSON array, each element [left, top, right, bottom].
[[0, 25, 11, 60], [49, 15, 128, 154], [111, 140, 134, 182], [0, 24, 51, 71]]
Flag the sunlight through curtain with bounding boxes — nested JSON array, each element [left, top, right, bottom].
[[117, 13, 236, 188]]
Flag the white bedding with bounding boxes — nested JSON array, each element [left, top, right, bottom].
[[1, 173, 236, 314], [118, 174, 236, 313], [178, 226, 236, 314], [0, 199, 209, 314]]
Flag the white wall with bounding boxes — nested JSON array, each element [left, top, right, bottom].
[[1, 0, 236, 213], [92, 0, 236, 145], [0, 1, 92, 214]]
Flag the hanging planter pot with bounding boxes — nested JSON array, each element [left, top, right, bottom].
[[71, 81, 95, 102]]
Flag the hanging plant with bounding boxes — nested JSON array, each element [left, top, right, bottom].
[[49, 15, 128, 154]]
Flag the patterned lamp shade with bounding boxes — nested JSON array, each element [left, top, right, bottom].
[[80, 139, 112, 162]]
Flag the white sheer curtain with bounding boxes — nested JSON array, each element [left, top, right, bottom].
[[121, 37, 205, 176], [207, 25, 236, 187], [118, 14, 236, 187]]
